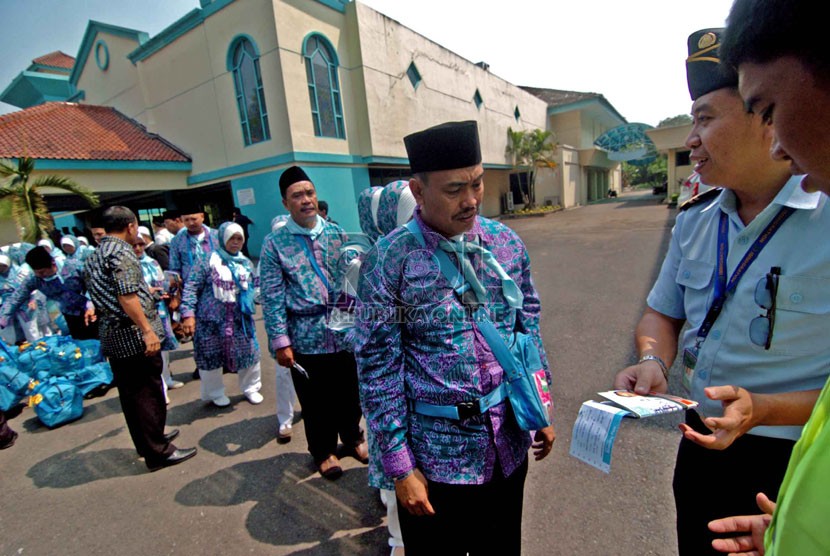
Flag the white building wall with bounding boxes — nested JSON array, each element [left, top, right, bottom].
[[352, 2, 548, 162], [76, 34, 145, 117], [32, 169, 189, 193], [130, 0, 287, 177]]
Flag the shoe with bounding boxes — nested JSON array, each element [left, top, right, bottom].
[[347, 441, 369, 464], [146, 447, 197, 472], [163, 429, 180, 443], [0, 431, 18, 450], [166, 380, 184, 390], [212, 395, 231, 407], [246, 392, 264, 405], [318, 455, 342, 480], [277, 424, 292, 444]]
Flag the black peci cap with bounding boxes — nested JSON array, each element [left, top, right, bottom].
[[179, 204, 204, 216], [686, 28, 739, 100], [279, 166, 311, 197], [404, 121, 482, 174]]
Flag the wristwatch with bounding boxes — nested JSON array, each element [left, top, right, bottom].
[[638, 354, 669, 381]]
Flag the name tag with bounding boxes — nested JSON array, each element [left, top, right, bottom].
[[682, 347, 698, 392]]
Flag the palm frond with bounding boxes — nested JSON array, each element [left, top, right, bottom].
[[0, 159, 21, 179], [1, 157, 99, 242], [0, 186, 20, 201], [32, 175, 100, 208]]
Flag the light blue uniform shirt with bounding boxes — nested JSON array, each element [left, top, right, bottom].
[[647, 175, 830, 441]]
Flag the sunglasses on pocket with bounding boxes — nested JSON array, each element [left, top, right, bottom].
[[750, 266, 781, 350]]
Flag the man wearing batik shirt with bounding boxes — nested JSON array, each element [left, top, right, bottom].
[[354, 121, 556, 555], [85, 206, 196, 472], [167, 205, 219, 286], [259, 166, 367, 480]]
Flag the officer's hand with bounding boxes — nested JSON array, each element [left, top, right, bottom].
[[614, 361, 668, 395], [680, 385, 755, 450], [395, 469, 435, 516], [532, 424, 556, 460], [276, 346, 294, 368]]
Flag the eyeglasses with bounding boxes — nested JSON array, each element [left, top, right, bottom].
[[750, 266, 781, 350]]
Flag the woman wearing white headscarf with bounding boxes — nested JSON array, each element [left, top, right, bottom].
[[181, 222, 262, 407], [60, 236, 92, 263]]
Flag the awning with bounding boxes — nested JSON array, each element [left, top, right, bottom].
[[594, 123, 658, 165]]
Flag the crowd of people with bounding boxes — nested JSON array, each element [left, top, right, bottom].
[[2, 1, 829, 553]]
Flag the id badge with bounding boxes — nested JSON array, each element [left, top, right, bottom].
[[682, 347, 698, 392]]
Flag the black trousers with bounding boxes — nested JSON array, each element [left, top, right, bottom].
[[109, 352, 175, 465], [398, 457, 528, 556], [673, 411, 795, 556], [63, 313, 99, 340], [291, 350, 363, 463]]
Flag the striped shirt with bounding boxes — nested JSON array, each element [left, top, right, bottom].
[[84, 236, 164, 359]]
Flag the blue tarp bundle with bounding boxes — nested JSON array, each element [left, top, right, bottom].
[[0, 336, 112, 427]]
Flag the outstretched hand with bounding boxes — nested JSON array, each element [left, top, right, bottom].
[[708, 492, 776, 555], [680, 386, 756, 450]]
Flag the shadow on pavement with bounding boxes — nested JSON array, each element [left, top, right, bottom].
[[164, 397, 236, 427], [175, 453, 386, 551], [27, 427, 143, 487], [169, 347, 195, 362], [198, 415, 275, 456]]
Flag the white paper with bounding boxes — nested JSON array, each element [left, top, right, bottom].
[[237, 188, 255, 206], [569, 400, 630, 473]]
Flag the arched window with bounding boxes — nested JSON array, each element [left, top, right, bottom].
[[228, 37, 270, 146], [303, 34, 345, 139]]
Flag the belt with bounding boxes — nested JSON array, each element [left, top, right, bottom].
[[410, 383, 508, 421]]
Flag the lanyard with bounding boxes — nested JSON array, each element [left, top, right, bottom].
[[696, 206, 795, 343], [296, 236, 331, 293]]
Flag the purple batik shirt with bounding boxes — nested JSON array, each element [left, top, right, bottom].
[[355, 210, 551, 486]]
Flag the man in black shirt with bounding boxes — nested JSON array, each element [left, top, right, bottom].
[[84, 206, 196, 471]]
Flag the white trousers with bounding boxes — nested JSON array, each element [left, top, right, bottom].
[[200, 361, 262, 401], [380, 488, 404, 549], [0, 314, 51, 344], [275, 363, 296, 428], [160, 351, 171, 402], [160, 351, 176, 387]]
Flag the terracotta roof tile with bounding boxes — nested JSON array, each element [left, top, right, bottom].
[[32, 51, 75, 70], [0, 102, 191, 162]]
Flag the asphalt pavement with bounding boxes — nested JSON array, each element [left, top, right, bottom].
[[0, 191, 683, 556]]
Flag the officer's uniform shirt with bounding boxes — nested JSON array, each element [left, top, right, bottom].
[[648, 175, 830, 441]]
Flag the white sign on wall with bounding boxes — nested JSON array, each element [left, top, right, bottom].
[[237, 188, 255, 206]]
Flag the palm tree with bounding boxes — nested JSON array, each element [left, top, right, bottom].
[[0, 157, 100, 243], [505, 128, 558, 208]]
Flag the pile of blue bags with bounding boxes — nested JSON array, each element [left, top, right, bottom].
[[0, 336, 112, 428]]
